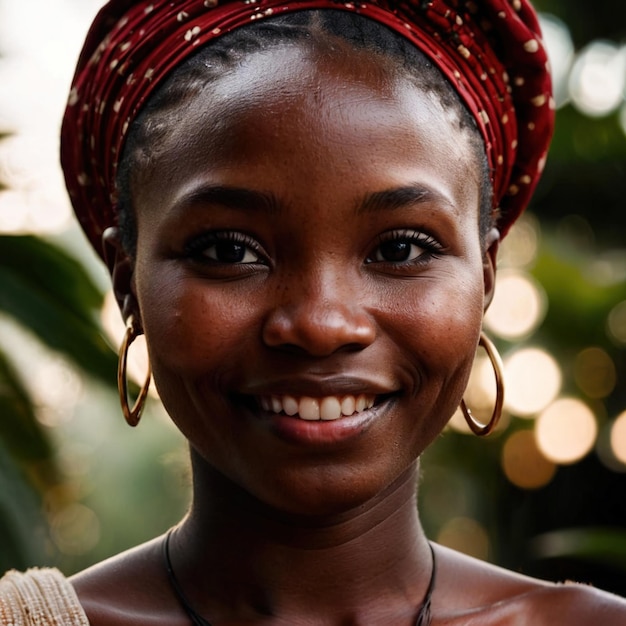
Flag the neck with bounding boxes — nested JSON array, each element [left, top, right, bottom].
[[170, 451, 433, 624]]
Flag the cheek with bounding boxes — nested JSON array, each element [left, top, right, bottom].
[[135, 265, 259, 379], [383, 275, 484, 448], [381, 268, 484, 388]]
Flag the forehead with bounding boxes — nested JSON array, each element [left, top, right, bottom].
[[132, 42, 480, 220]]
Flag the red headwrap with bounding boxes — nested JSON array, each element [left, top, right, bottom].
[[61, 0, 554, 258]]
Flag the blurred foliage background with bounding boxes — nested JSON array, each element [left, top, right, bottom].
[[0, 0, 625, 598]]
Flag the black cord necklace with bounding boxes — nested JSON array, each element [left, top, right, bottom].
[[163, 529, 436, 626]]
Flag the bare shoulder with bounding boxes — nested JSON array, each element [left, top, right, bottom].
[[70, 535, 182, 626], [433, 543, 626, 625], [525, 583, 626, 625]]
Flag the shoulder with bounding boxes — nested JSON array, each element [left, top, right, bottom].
[[525, 583, 626, 625], [70, 535, 184, 626], [433, 543, 626, 625]]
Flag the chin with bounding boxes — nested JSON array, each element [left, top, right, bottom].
[[245, 462, 419, 524]]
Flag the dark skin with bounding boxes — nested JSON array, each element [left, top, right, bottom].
[[73, 41, 626, 625]]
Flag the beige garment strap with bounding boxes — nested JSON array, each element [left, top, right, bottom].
[[0, 568, 89, 625]]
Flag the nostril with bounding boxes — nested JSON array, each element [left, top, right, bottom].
[[261, 306, 376, 356]]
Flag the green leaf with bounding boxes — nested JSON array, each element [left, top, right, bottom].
[[0, 235, 118, 386], [0, 349, 53, 464], [0, 439, 51, 571], [531, 527, 626, 570]]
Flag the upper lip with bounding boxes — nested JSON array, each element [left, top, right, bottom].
[[238, 375, 399, 398]]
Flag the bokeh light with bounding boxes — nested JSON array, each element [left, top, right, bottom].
[[436, 517, 490, 561], [501, 429, 556, 489], [574, 347, 616, 399], [569, 41, 626, 117], [50, 503, 101, 556], [504, 348, 562, 417], [58, 442, 95, 480], [539, 14, 574, 107], [535, 398, 598, 464], [484, 270, 546, 340], [610, 412, 626, 466], [607, 300, 626, 346], [587, 250, 626, 288], [32, 356, 84, 427], [496, 214, 540, 269]]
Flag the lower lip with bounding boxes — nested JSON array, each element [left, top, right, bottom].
[[262, 400, 392, 447]]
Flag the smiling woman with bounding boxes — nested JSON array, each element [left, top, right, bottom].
[[117, 30, 490, 518], [2, 1, 626, 625]]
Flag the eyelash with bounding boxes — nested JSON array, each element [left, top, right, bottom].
[[184, 231, 266, 265], [366, 229, 442, 267], [183, 228, 442, 268]]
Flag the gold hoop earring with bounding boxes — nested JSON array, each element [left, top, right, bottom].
[[460, 332, 504, 436], [117, 315, 151, 427]]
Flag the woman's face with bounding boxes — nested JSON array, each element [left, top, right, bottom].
[[121, 41, 497, 516]]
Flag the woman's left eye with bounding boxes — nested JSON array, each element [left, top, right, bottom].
[[205, 240, 260, 263], [366, 230, 441, 265]]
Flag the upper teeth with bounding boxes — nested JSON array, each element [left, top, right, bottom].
[[259, 394, 376, 421]]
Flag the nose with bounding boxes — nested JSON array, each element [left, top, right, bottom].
[[262, 273, 376, 357]]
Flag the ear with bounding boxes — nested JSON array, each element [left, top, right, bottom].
[[102, 227, 141, 328], [483, 227, 500, 312]]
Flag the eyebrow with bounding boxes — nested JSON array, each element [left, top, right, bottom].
[[170, 185, 279, 216], [356, 184, 452, 214], [170, 182, 453, 217]]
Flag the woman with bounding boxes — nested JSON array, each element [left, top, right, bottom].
[[2, 0, 626, 624]]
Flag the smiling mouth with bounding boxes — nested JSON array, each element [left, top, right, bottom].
[[257, 394, 383, 421]]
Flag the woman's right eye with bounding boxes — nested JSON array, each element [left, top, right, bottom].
[[184, 231, 266, 265]]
